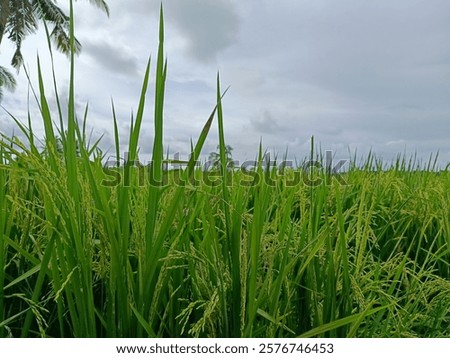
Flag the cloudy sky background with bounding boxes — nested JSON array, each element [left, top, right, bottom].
[[1, 0, 449, 168]]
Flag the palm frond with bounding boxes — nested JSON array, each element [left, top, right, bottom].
[[3, 0, 109, 67], [5, 0, 37, 68], [33, 0, 69, 25], [83, 0, 110, 17], [11, 46, 24, 68], [0, 65, 16, 89], [5, 0, 38, 36], [0, 65, 16, 101], [33, 1, 85, 56], [0, 0, 11, 45], [50, 22, 81, 55]]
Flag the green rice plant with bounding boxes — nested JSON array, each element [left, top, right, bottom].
[[1, 1, 450, 338], [0, 144, 6, 337]]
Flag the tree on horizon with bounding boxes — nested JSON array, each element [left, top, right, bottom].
[[208, 144, 235, 171]]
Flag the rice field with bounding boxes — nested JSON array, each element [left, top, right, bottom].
[[1, 6, 450, 338]]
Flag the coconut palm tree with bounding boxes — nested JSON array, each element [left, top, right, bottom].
[[0, 0, 109, 101]]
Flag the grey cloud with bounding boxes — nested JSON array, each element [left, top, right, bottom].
[[166, 78, 213, 96], [3, 0, 450, 169], [165, 0, 240, 62], [225, 66, 265, 95], [251, 110, 285, 134], [115, 0, 156, 18], [234, 1, 450, 107], [277, 2, 450, 107], [216, 0, 450, 165], [82, 38, 140, 78]]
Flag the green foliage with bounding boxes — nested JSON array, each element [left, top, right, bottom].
[[0, 0, 109, 102], [1, 3, 450, 338], [0, 0, 109, 68], [208, 144, 234, 170], [0, 65, 16, 101]]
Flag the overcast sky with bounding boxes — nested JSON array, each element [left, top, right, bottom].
[[1, 0, 449, 168]]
